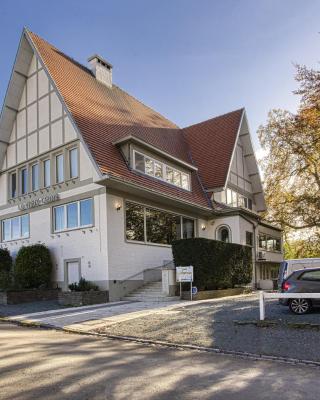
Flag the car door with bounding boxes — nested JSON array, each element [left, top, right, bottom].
[[299, 270, 320, 305]]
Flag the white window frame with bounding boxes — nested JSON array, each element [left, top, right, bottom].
[[43, 159, 51, 188], [53, 198, 94, 233], [69, 147, 79, 179], [31, 163, 39, 192], [10, 171, 17, 199], [1, 214, 30, 242], [132, 150, 191, 191], [55, 153, 64, 184], [20, 167, 28, 195]]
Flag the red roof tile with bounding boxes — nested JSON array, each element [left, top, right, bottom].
[[27, 31, 242, 209], [183, 109, 244, 190]]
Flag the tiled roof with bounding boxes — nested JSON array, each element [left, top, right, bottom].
[[27, 31, 242, 210], [183, 109, 244, 190]]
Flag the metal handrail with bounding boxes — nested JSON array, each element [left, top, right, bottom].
[[118, 260, 174, 285]]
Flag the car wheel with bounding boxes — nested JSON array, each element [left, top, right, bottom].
[[289, 298, 311, 315]]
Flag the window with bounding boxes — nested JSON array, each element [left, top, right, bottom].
[[10, 172, 17, 198], [258, 233, 281, 252], [225, 188, 252, 210], [20, 168, 28, 195], [246, 231, 253, 246], [31, 163, 39, 191], [125, 201, 194, 244], [56, 154, 64, 183], [300, 270, 320, 281], [133, 151, 190, 191], [2, 214, 29, 242], [69, 148, 78, 179], [43, 159, 51, 187], [217, 225, 230, 243], [53, 199, 93, 232]]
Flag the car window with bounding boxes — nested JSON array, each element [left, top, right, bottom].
[[300, 270, 320, 281]]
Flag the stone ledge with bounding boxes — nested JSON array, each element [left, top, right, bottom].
[[0, 289, 60, 305]]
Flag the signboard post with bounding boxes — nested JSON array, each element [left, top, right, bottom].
[[176, 266, 194, 301]]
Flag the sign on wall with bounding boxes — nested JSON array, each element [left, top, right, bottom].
[[18, 193, 59, 211], [176, 266, 194, 283]]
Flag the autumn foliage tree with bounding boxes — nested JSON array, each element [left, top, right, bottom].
[[258, 65, 320, 257]]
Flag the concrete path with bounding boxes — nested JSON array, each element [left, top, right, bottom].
[[0, 321, 318, 400]]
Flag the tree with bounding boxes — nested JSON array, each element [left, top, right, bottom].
[[258, 64, 320, 253], [0, 248, 12, 289]]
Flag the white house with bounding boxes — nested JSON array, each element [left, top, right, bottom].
[[0, 29, 283, 300]]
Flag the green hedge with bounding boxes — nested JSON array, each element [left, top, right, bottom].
[[14, 244, 53, 289], [172, 238, 252, 290], [0, 248, 12, 289]]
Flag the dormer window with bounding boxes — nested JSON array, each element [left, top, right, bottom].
[[133, 150, 190, 191]]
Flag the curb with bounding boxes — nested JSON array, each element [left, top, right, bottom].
[[2, 316, 320, 369]]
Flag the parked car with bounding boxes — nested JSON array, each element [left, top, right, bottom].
[[280, 268, 320, 314], [278, 258, 320, 287]]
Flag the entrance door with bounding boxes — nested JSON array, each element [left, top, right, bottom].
[[66, 260, 80, 287]]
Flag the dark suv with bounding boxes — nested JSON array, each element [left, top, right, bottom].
[[280, 268, 320, 314]]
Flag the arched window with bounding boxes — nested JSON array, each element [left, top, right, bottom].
[[216, 225, 231, 243]]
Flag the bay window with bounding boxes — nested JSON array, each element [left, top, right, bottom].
[[53, 198, 93, 232], [125, 201, 195, 245]]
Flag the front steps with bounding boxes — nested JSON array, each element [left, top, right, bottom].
[[121, 281, 180, 302]]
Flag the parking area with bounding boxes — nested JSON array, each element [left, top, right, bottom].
[[2, 294, 320, 362]]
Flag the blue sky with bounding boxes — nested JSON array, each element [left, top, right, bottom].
[[1, 0, 320, 153]]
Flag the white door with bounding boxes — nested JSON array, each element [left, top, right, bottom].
[[67, 261, 80, 285]]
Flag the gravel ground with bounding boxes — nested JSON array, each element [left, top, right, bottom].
[[95, 295, 320, 362]]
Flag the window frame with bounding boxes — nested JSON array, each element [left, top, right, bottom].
[[10, 171, 17, 199], [69, 147, 79, 179], [31, 162, 39, 192], [1, 214, 30, 242], [132, 150, 191, 191], [55, 153, 64, 184], [258, 233, 282, 253], [20, 167, 28, 195], [125, 200, 195, 246], [52, 198, 94, 233], [43, 158, 51, 188]]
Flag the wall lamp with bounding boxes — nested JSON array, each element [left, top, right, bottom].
[[201, 224, 207, 231], [115, 202, 122, 211]]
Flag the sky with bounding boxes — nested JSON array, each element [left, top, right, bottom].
[[1, 0, 320, 154]]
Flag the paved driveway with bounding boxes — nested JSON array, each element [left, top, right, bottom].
[[1, 321, 319, 400]]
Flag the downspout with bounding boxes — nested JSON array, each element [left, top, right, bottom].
[[240, 214, 260, 289]]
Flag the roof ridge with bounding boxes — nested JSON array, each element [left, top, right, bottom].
[[183, 108, 244, 130]]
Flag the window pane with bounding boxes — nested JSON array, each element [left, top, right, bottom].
[[126, 202, 144, 241], [21, 168, 28, 195], [69, 148, 78, 179], [67, 203, 78, 229], [220, 228, 230, 243], [32, 164, 39, 191], [246, 231, 253, 246], [181, 173, 189, 190], [173, 171, 181, 187], [56, 154, 64, 183], [226, 189, 232, 205], [145, 158, 154, 176], [266, 236, 274, 251], [301, 270, 320, 281], [275, 238, 281, 251], [80, 199, 93, 226], [232, 191, 237, 207], [166, 167, 174, 184], [21, 215, 29, 237], [134, 153, 145, 172], [183, 218, 194, 239], [146, 209, 180, 245], [248, 198, 253, 210], [44, 159, 51, 187], [154, 162, 163, 179], [11, 173, 17, 198], [3, 220, 11, 241], [54, 206, 65, 231], [11, 217, 20, 239]]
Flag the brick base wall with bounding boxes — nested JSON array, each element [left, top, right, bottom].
[[0, 289, 60, 305], [58, 291, 109, 306]]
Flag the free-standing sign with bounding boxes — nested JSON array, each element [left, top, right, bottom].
[[176, 266, 193, 283]]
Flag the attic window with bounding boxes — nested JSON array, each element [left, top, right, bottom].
[[133, 150, 190, 191]]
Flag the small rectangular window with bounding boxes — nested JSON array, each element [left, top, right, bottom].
[[80, 199, 93, 227], [31, 164, 39, 191], [43, 159, 51, 187], [246, 231, 253, 246], [56, 154, 64, 183], [54, 206, 65, 231], [69, 148, 78, 179], [53, 199, 93, 233], [1, 214, 29, 242], [11, 172, 17, 198], [21, 168, 28, 195]]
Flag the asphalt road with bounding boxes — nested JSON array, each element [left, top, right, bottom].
[[0, 321, 319, 400]]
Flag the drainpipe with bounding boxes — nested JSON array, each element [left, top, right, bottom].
[[240, 214, 259, 289]]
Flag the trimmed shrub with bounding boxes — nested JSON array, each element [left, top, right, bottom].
[[172, 238, 252, 290], [0, 248, 12, 289], [69, 278, 99, 292], [14, 244, 52, 289]]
